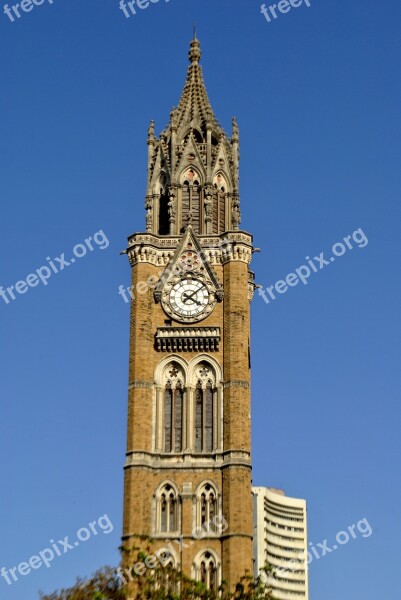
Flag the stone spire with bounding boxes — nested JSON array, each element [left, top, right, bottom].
[[145, 38, 241, 236], [171, 37, 219, 136]]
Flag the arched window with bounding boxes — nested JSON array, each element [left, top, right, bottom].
[[158, 484, 178, 533], [158, 174, 170, 235], [205, 382, 213, 452], [181, 169, 202, 233], [197, 552, 218, 591], [162, 363, 185, 453], [198, 483, 218, 532], [150, 550, 178, 593], [158, 191, 170, 235], [195, 382, 203, 452], [194, 363, 216, 453], [212, 172, 228, 233], [164, 383, 172, 452], [174, 382, 183, 452]]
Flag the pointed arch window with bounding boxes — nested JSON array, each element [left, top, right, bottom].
[[158, 174, 170, 235], [158, 484, 178, 533], [181, 169, 201, 233], [159, 557, 178, 594], [164, 383, 173, 452], [198, 483, 218, 532], [195, 382, 203, 452], [205, 382, 213, 452], [164, 382, 184, 453], [198, 552, 218, 591], [195, 380, 215, 453], [162, 363, 186, 453], [158, 191, 170, 235]]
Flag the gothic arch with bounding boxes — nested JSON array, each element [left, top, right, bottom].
[[192, 548, 221, 591], [154, 357, 188, 454], [188, 355, 222, 386], [210, 171, 230, 233], [212, 170, 231, 193], [189, 357, 222, 453], [153, 356, 223, 454], [194, 481, 221, 533], [159, 172, 168, 194], [180, 166, 203, 186], [179, 167, 203, 233], [155, 170, 171, 235], [153, 481, 181, 535], [154, 356, 189, 384], [180, 127, 205, 144]]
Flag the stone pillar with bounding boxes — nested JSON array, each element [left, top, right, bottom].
[[221, 256, 253, 587]]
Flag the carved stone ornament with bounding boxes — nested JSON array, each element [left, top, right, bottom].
[[145, 196, 153, 232], [153, 227, 224, 323], [231, 195, 241, 229]]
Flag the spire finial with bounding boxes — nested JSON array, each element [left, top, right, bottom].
[[189, 35, 201, 65], [193, 22, 197, 40]]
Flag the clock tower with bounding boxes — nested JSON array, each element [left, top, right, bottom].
[[122, 37, 255, 592]]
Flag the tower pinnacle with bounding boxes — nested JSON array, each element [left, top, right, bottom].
[[144, 39, 241, 236]]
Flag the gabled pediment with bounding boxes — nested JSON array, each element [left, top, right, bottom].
[[212, 142, 236, 192], [149, 145, 171, 192], [176, 134, 206, 181], [154, 226, 223, 303]]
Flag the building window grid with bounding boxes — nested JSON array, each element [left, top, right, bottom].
[[267, 541, 306, 554], [265, 499, 305, 514], [272, 588, 305, 597], [272, 577, 305, 586], [267, 551, 305, 565], [266, 509, 304, 523], [266, 519, 304, 533], [266, 536, 304, 548]]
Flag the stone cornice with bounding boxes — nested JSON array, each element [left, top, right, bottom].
[[124, 450, 251, 470], [126, 231, 254, 267], [128, 381, 154, 389], [223, 380, 250, 389]]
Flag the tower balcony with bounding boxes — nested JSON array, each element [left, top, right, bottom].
[[155, 326, 220, 352]]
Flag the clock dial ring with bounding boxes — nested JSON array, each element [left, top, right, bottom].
[[161, 276, 216, 323], [170, 279, 209, 317]]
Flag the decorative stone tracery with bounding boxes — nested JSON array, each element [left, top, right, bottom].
[[153, 356, 223, 455]]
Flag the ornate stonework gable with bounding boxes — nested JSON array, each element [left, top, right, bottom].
[[153, 225, 224, 306], [175, 134, 206, 183]]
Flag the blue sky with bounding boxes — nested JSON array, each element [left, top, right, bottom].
[[0, 0, 400, 598]]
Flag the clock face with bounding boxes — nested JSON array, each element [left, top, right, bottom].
[[169, 278, 210, 318]]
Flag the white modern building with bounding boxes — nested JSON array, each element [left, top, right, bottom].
[[252, 487, 309, 600]]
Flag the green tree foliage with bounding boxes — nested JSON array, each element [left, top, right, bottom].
[[39, 566, 127, 600], [39, 560, 276, 600]]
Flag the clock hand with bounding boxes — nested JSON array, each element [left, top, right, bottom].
[[184, 289, 198, 299], [183, 292, 201, 306]]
